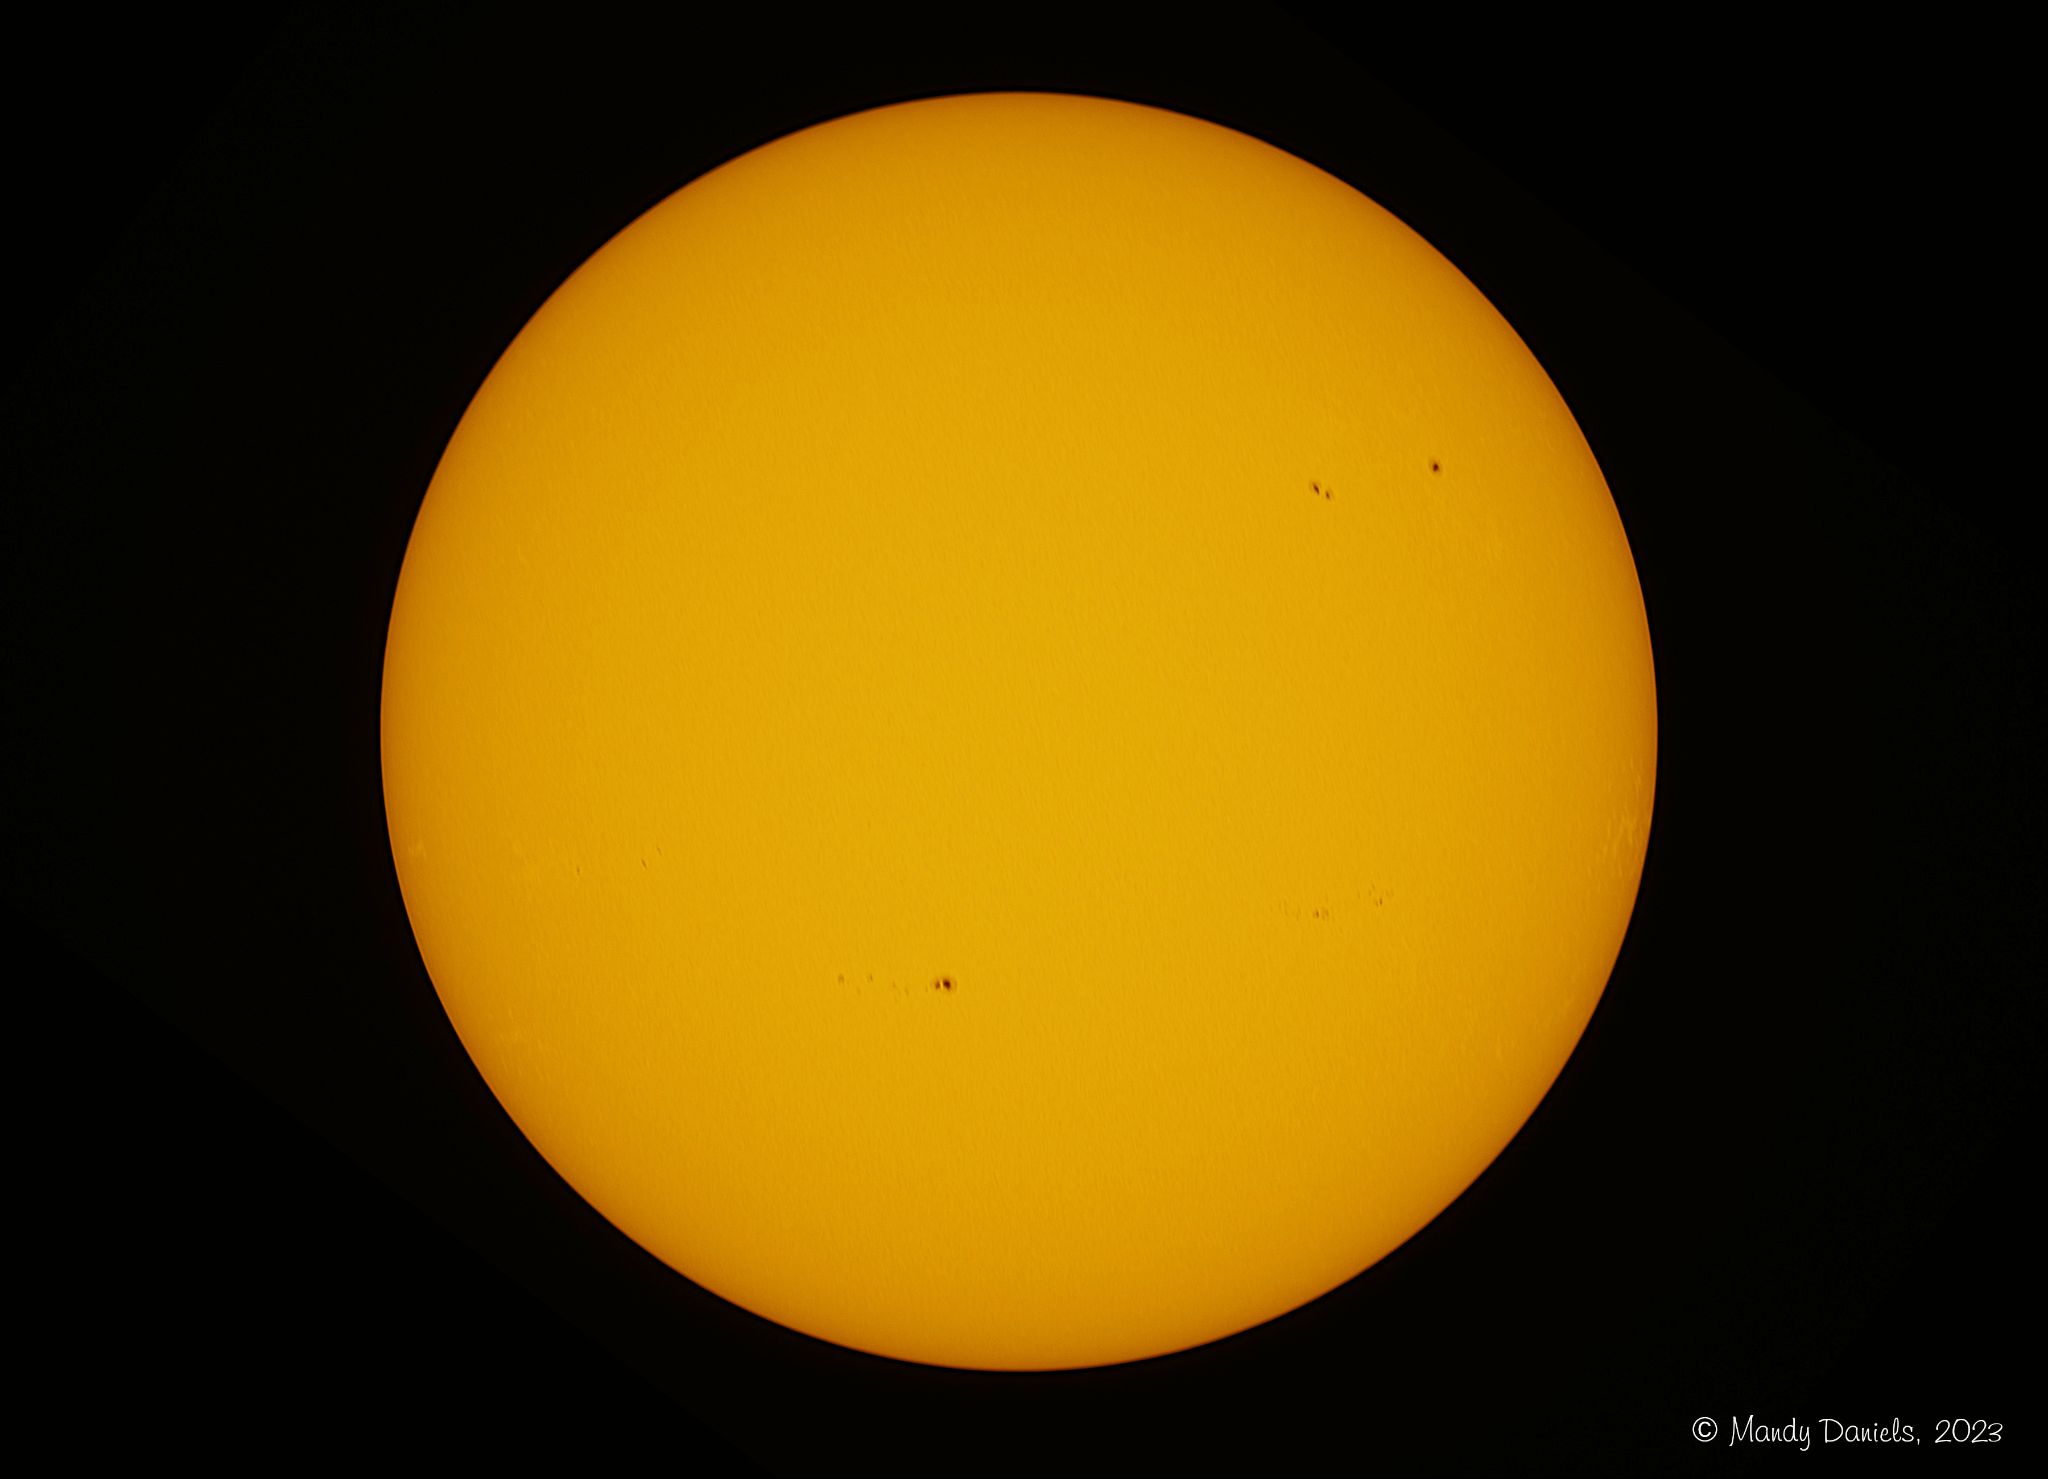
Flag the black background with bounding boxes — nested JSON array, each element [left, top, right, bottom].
[[7, 7, 2037, 1474]]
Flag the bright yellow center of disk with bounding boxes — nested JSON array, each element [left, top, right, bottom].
[[381, 92, 1656, 1371]]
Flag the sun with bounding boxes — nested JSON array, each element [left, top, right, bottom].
[[380, 91, 1656, 1371]]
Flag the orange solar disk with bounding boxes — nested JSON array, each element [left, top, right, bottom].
[[381, 91, 1656, 1371]]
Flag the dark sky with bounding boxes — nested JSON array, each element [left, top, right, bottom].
[[7, 8, 2035, 1474]]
